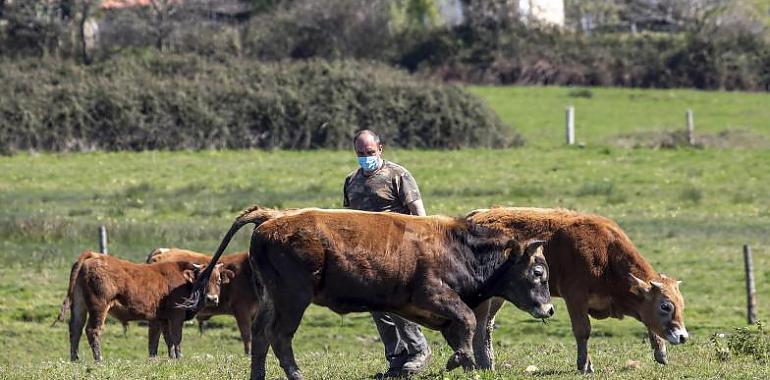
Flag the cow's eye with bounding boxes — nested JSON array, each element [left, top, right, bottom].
[[660, 302, 673, 313], [533, 265, 544, 277]]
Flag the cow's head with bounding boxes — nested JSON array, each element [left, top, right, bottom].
[[630, 273, 688, 345], [183, 263, 235, 307], [496, 240, 554, 319]]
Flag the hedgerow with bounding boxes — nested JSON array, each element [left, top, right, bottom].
[[0, 54, 520, 154]]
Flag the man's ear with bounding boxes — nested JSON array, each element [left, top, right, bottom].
[[629, 274, 653, 297]]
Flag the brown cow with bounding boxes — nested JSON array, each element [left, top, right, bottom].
[[182, 206, 554, 380], [54, 250, 233, 361], [146, 248, 258, 355], [466, 207, 688, 373]]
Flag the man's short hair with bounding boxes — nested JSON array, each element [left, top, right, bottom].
[[353, 130, 381, 146]]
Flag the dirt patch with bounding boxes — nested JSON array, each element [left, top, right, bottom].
[[609, 128, 770, 149]]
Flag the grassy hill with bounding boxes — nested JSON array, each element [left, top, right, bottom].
[[1, 85, 769, 379]]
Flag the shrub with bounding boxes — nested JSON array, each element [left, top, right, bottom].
[[0, 54, 520, 153]]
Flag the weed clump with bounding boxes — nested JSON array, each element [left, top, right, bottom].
[[711, 322, 770, 362]]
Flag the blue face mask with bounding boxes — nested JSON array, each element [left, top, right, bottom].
[[358, 156, 380, 172]]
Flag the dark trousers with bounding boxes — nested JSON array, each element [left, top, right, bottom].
[[371, 311, 429, 368]]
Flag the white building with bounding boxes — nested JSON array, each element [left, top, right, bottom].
[[437, 0, 564, 27], [519, 0, 564, 26]]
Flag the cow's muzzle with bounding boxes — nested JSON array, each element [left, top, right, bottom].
[[665, 327, 689, 345], [530, 303, 555, 319], [205, 294, 219, 307]]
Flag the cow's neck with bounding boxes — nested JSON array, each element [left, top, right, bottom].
[[459, 242, 512, 308], [445, 221, 514, 306], [607, 260, 657, 320]]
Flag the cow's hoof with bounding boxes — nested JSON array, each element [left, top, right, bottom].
[[445, 352, 474, 371], [249, 368, 266, 380], [654, 350, 668, 365], [445, 358, 461, 371], [577, 361, 594, 374], [286, 370, 305, 380], [445, 352, 463, 371]]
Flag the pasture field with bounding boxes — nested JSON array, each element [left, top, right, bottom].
[[1, 86, 769, 379], [470, 86, 770, 148]]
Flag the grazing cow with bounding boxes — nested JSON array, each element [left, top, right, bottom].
[[182, 206, 554, 380], [465, 207, 688, 373], [146, 248, 259, 355], [54, 250, 233, 361]]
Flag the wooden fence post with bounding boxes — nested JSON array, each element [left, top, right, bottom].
[[566, 106, 575, 145], [743, 244, 757, 324], [99, 225, 108, 255], [686, 109, 695, 146]]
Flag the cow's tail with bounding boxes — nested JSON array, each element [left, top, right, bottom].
[[178, 205, 282, 317], [52, 250, 99, 327]]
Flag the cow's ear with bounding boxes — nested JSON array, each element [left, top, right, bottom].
[[524, 240, 546, 257], [629, 274, 652, 297], [183, 269, 196, 283], [502, 239, 523, 260], [221, 269, 235, 284]]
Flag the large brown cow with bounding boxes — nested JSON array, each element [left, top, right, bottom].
[[146, 248, 258, 355], [466, 207, 688, 373], [54, 250, 233, 361], [182, 206, 555, 380]]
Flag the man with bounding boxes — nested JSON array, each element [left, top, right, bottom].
[[343, 129, 431, 378]]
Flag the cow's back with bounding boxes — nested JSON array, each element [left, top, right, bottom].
[[468, 207, 656, 297], [254, 210, 458, 311], [77, 255, 191, 320]]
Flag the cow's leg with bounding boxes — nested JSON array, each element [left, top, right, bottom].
[[472, 297, 504, 370], [565, 300, 593, 374], [234, 306, 253, 355], [649, 329, 668, 365], [269, 293, 311, 380], [168, 316, 184, 359], [416, 290, 476, 371], [250, 304, 273, 380], [68, 292, 87, 362], [197, 316, 207, 336], [148, 320, 162, 358], [161, 320, 174, 359], [85, 306, 108, 362]]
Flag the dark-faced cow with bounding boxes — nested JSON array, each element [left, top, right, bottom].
[[146, 248, 258, 355], [182, 206, 554, 380], [54, 250, 232, 361], [466, 207, 688, 373]]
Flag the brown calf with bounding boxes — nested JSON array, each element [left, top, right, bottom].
[[466, 207, 688, 373], [146, 248, 258, 355], [55, 250, 233, 361], [182, 206, 554, 380]]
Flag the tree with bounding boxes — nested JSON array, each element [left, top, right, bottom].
[[390, 0, 442, 32]]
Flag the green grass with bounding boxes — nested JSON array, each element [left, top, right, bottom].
[[1, 85, 770, 379], [470, 86, 770, 148]]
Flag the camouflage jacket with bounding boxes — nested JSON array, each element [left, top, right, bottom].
[[343, 160, 422, 215]]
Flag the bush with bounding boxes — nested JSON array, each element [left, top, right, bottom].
[[0, 54, 520, 153]]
